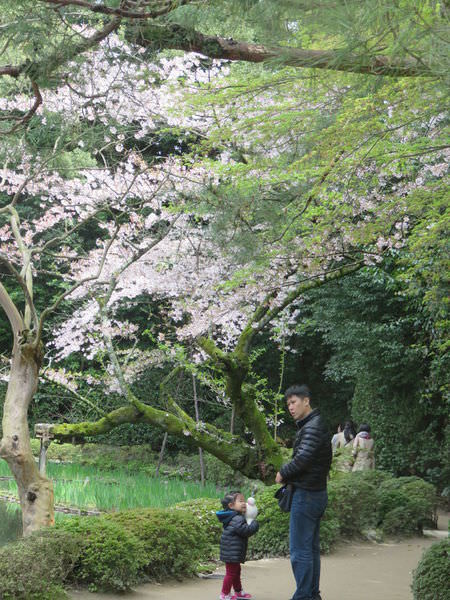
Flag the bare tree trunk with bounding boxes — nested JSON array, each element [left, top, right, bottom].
[[192, 374, 205, 486], [0, 342, 54, 535], [155, 432, 168, 477]]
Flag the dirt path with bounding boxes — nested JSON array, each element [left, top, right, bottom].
[[70, 514, 448, 600]]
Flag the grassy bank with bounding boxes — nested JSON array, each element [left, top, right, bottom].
[[0, 460, 229, 512]]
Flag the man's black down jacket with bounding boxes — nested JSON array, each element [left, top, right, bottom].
[[216, 510, 259, 563], [280, 409, 332, 491]]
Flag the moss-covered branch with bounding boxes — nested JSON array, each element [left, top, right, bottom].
[[48, 400, 282, 482], [197, 336, 236, 371]]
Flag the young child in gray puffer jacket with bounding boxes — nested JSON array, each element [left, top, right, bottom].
[[216, 490, 259, 600]]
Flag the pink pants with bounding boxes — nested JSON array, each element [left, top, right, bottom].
[[222, 562, 242, 594]]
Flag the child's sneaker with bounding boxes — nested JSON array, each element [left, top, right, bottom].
[[232, 592, 252, 599], [220, 594, 233, 600]]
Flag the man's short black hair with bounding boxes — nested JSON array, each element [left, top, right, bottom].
[[285, 384, 312, 401], [221, 490, 242, 510]]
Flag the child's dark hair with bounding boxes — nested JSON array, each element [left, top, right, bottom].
[[221, 490, 242, 510]]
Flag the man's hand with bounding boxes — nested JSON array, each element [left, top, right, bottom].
[[275, 471, 284, 484]]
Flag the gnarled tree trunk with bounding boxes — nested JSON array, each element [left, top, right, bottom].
[[0, 280, 54, 535]]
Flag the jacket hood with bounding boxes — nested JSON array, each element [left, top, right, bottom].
[[216, 509, 238, 527]]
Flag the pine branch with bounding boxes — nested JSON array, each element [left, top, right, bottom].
[[127, 22, 434, 78]]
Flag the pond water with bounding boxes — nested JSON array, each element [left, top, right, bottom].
[[0, 500, 22, 545]]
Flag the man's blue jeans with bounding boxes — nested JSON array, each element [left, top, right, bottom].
[[289, 487, 328, 600]]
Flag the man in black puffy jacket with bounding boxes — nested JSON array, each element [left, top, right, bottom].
[[276, 384, 331, 600]]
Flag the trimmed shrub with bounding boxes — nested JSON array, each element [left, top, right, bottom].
[[328, 472, 378, 536], [327, 471, 436, 538], [412, 540, 450, 600], [105, 507, 213, 580], [376, 476, 436, 535], [55, 516, 145, 591], [173, 497, 222, 540], [0, 529, 81, 599]]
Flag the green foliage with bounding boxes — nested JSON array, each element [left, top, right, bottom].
[[412, 540, 450, 600], [176, 451, 261, 489], [0, 501, 22, 544], [328, 471, 436, 538], [0, 458, 227, 512], [375, 476, 437, 535], [174, 497, 223, 539], [55, 517, 145, 591], [0, 529, 81, 599], [105, 507, 213, 580], [29, 440, 158, 469], [303, 268, 448, 488], [328, 472, 380, 536]]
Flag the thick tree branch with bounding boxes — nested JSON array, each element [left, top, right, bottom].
[[0, 65, 21, 78], [0, 281, 25, 342], [197, 336, 235, 371], [47, 401, 276, 479], [127, 22, 433, 78], [0, 255, 38, 333]]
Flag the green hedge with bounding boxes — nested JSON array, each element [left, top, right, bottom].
[[375, 476, 436, 535], [55, 516, 146, 591], [173, 497, 222, 540], [1, 471, 438, 597], [327, 471, 436, 538], [0, 529, 81, 599], [105, 507, 213, 579], [412, 540, 450, 600]]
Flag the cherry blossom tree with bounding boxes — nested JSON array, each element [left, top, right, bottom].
[[0, 1, 447, 534]]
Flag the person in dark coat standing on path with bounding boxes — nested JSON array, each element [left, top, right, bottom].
[[216, 491, 259, 600], [276, 384, 332, 600]]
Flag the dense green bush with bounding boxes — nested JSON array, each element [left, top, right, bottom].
[[412, 540, 450, 600], [0, 529, 81, 599], [105, 507, 213, 580], [55, 516, 145, 591], [328, 472, 379, 536], [327, 471, 436, 538], [174, 497, 222, 540], [375, 476, 436, 535]]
